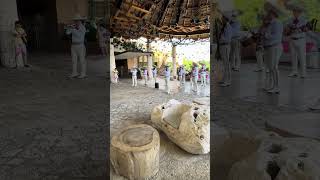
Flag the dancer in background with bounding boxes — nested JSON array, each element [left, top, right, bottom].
[[143, 67, 148, 86], [285, 2, 308, 78], [113, 68, 119, 83], [262, 1, 284, 94], [152, 65, 157, 83], [65, 14, 88, 79], [230, 10, 242, 71], [191, 62, 199, 91], [164, 65, 171, 94], [200, 63, 207, 87], [96, 23, 108, 56], [131, 67, 138, 87], [178, 65, 186, 87], [218, 11, 233, 87], [13, 21, 29, 68]]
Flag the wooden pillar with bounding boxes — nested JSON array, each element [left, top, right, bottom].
[[147, 39, 153, 79], [172, 44, 177, 79], [0, 0, 18, 68], [110, 38, 116, 82]]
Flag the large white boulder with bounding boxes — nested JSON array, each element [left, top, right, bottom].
[[228, 136, 320, 180], [151, 99, 210, 154], [193, 97, 210, 106]]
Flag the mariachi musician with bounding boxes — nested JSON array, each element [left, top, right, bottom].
[[251, 15, 271, 72], [285, 2, 309, 78], [216, 11, 233, 87]]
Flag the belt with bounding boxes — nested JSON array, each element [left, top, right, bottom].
[[72, 42, 84, 45], [291, 37, 304, 40], [263, 43, 280, 49], [219, 43, 230, 46]]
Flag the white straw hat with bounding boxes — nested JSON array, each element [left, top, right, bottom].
[[286, 0, 305, 12], [264, 0, 286, 17]]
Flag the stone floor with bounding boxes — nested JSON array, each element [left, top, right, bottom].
[[213, 63, 320, 110], [212, 62, 320, 180], [110, 80, 210, 180], [0, 54, 108, 180]]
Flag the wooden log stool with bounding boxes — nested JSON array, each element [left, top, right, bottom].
[[111, 124, 160, 180]]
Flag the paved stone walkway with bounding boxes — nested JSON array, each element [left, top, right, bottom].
[[0, 54, 108, 180], [110, 81, 210, 180]]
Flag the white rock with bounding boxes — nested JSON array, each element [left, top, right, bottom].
[[228, 136, 320, 180], [151, 99, 210, 154], [193, 97, 210, 106], [110, 124, 160, 180]]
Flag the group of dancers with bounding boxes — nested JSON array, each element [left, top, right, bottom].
[[126, 62, 208, 94], [216, 0, 310, 94]]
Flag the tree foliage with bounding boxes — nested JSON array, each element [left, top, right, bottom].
[[234, 0, 320, 31]]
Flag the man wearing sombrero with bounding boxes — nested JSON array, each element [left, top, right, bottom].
[[230, 10, 242, 72], [285, 1, 308, 78], [262, 0, 285, 94], [164, 65, 171, 94], [218, 11, 233, 87], [191, 62, 199, 91], [65, 14, 87, 79]]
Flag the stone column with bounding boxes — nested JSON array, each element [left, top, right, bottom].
[[0, 0, 18, 68], [147, 39, 153, 79], [133, 57, 138, 67], [172, 44, 177, 79], [110, 38, 116, 82]]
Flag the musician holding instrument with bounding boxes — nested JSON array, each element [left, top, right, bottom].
[[65, 14, 88, 79], [230, 10, 242, 72], [13, 21, 29, 68], [262, 1, 284, 94], [253, 15, 269, 72], [285, 3, 308, 78], [218, 11, 233, 87]]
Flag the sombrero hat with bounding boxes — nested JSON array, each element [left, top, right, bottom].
[[72, 14, 87, 21], [285, 0, 305, 12], [264, 0, 287, 17]]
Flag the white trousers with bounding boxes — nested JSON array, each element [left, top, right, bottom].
[[289, 38, 306, 76], [15, 43, 27, 68], [221, 45, 231, 84], [132, 75, 137, 86], [230, 39, 241, 70], [256, 49, 264, 70], [193, 76, 199, 91], [179, 75, 185, 86], [144, 75, 148, 84], [71, 44, 86, 76], [263, 44, 283, 90], [165, 77, 170, 92], [201, 74, 206, 86]]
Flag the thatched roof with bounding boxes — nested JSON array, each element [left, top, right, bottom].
[[110, 0, 210, 40]]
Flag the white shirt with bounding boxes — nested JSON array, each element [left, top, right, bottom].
[[230, 20, 241, 39], [165, 68, 170, 78], [66, 24, 86, 44], [219, 22, 233, 44], [131, 69, 137, 76], [263, 19, 283, 46], [285, 15, 308, 38]]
